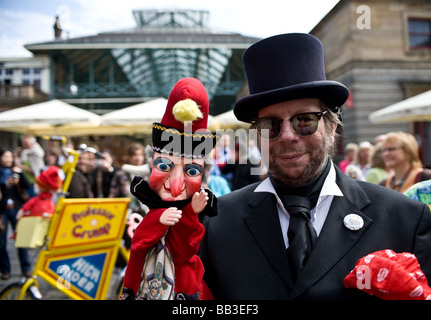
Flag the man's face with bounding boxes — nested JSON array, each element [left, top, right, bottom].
[[129, 149, 144, 166], [257, 98, 336, 186], [149, 152, 204, 201], [21, 137, 32, 149], [77, 152, 91, 173]]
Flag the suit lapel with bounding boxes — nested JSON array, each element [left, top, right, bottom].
[[243, 191, 295, 289], [290, 168, 374, 299]]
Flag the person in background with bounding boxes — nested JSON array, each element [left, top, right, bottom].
[[201, 154, 231, 198], [66, 150, 93, 198], [345, 141, 373, 180], [404, 179, 431, 206], [91, 150, 117, 198], [380, 131, 431, 193], [365, 143, 389, 184], [338, 142, 358, 173], [213, 134, 234, 186], [43, 148, 65, 180], [0, 148, 32, 279], [109, 142, 149, 215], [221, 140, 262, 191], [18, 135, 45, 198]]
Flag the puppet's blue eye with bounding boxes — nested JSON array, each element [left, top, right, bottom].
[[153, 158, 174, 172], [184, 164, 204, 177]]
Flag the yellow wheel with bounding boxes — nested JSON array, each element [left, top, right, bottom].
[[0, 281, 41, 300]]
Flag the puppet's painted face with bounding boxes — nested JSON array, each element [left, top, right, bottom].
[[149, 152, 205, 201]]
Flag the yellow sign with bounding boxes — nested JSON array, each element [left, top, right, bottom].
[[48, 198, 130, 250], [35, 245, 119, 300]]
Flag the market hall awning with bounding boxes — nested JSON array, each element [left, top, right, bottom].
[[369, 90, 431, 124], [0, 99, 101, 135]]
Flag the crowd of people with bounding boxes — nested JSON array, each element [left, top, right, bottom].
[[0, 137, 152, 280], [338, 131, 431, 197], [1, 130, 431, 293], [2, 128, 431, 282], [1, 127, 430, 285], [0, 133, 265, 280]]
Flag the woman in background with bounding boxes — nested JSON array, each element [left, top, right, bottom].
[[380, 131, 431, 193], [0, 148, 32, 279], [366, 143, 389, 184]]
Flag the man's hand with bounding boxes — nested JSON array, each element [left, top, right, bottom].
[[191, 189, 209, 214], [159, 207, 182, 226]]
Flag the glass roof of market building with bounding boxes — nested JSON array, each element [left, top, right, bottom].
[[25, 9, 260, 115]]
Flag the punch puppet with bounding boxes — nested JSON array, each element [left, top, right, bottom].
[[121, 78, 219, 300]]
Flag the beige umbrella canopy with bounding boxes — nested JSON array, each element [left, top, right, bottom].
[[213, 109, 250, 129], [369, 90, 431, 124], [0, 99, 101, 136], [0, 98, 222, 137], [101, 97, 219, 134], [100, 97, 167, 135]]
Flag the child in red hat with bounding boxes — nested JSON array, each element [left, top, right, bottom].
[[16, 166, 62, 220], [10, 166, 62, 240]]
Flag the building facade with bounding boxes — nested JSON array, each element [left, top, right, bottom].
[[0, 56, 50, 111], [311, 0, 431, 165]]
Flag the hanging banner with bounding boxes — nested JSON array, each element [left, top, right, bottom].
[[35, 246, 118, 300], [48, 198, 130, 250]]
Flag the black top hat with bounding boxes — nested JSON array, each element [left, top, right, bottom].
[[234, 33, 349, 123]]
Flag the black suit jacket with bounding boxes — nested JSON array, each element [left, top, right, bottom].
[[200, 166, 431, 300]]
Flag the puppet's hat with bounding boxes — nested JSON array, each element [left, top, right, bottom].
[[35, 166, 62, 191], [152, 77, 220, 158]]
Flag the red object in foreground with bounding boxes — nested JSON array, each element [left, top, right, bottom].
[[344, 249, 431, 300]]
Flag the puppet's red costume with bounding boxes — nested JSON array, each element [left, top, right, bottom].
[[123, 199, 213, 299], [121, 78, 219, 300]]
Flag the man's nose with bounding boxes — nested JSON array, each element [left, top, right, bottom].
[[278, 119, 299, 141], [169, 166, 185, 197]]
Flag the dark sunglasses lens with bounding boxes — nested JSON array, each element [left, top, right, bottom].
[[257, 118, 282, 139], [291, 113, 319, 136]]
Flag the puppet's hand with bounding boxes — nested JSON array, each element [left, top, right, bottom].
[[191, 189, 209, 214], [159, 207, 182, 226]]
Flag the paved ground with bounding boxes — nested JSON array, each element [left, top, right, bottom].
[[0, 227, 123, 300]]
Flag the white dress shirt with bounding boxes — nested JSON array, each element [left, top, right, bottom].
[[254, 161, 344, 248]]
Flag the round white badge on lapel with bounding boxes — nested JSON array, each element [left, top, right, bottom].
[[343, 214, 364, 231]]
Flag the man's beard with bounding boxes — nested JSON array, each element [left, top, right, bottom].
[[263, 135, 333, 186]]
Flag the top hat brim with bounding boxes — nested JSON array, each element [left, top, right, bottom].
[[234, 80, 349, 123]]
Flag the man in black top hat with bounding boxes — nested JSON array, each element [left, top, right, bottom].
[[199, 33, 431, 300]]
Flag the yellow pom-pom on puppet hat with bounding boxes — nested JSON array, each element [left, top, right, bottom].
[[172, 99, 203, 123], [152, 77, 220, 158]]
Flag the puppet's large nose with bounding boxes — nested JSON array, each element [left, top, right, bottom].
[[169, 166, 185, 197]]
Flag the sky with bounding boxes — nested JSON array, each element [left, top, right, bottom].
[[0, 0, 340, 58]]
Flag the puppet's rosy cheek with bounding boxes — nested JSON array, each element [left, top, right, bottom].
[[149, 170, 169, 192], [185, 176, 202, 197]]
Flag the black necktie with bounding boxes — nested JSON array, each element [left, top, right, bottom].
[[279, 194, 317, 283], [269, 157, 330, 283]]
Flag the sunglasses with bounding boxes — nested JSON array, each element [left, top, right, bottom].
[[251, 111, 328, 140]]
